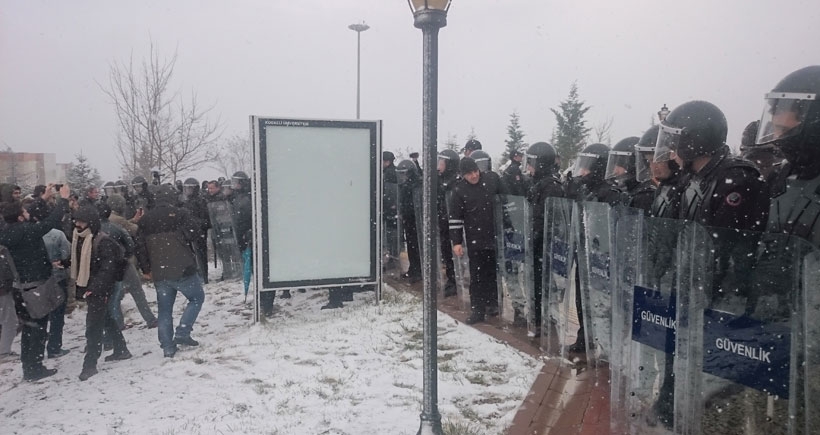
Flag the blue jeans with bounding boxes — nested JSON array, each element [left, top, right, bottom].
[[108, 281, 126, 330], [155, 274, 205, 351]]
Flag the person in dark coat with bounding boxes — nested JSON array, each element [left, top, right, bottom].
[[525, 142, 565, 329], [603, 136, 656, 211], [181, 177, 211, 284], [396, 159, 422, 283], [136, 184, 204, 358], [448, 157, 504, 324], [71, 206, 132, 381], [502, 149, 528, 196], [437, 149, 460, 297], [0, 183, 70, 381], [382, 151, 399, 271]]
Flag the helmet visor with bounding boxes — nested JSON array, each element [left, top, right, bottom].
[[756, 92, 816, 145], [654, 124, 682, 163], [396, 168, 409, 184], [572, 152, 603, 176], [634, 145, 655, 183], [474, 157, 491, 173], [604, 150, 633, 180]]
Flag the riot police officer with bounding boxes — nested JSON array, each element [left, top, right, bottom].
[[181, 177, 211, 283], [636, 125, 689, 219], [131, 175, 154, 211], [757, 65, 820, 245], [382, 151, 399, 271], [740, 120, 784, 182], [502, 149, 527, 196], [396, 160, 421, 283], [469, 150, 506, 189], [604, 136, 655, 211], [437, 149, 460, 296], [566, 143, 611, 202], [525, 142, 564, 329], [659, 100, 768, 230]]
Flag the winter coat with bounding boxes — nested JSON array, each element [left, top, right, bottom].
[[101, 219, 135, 259], [74, 233, 123, 299], [502, 161, 527, 196], [231, 191, 253, 252], [43, 228, 71, 280], [136, 203, 200, 282], [0, 198, 69, 284], [527, 174, 564, 243], [448, 172, 505, 252]]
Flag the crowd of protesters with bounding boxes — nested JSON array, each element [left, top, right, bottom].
[[0, 172, 253, 381]]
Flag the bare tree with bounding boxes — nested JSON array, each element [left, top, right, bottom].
[[212, 133, 253, 178], [592, 116, 614, 145], [100, 41, 221, 182]]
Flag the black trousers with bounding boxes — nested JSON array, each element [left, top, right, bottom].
[[533, 238, 544, 326], [439, 229, 456, 283], [12, 289, 48, 377], [467, 249, 498, 314], [402, 214, 421, 277], [194, 237, 209, 284], [84, 294, 127, 370]]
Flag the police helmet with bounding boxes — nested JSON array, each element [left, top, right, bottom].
[[572, 143, 610, 180], [656, 100, 727, 163], [756, 66, 820, 173], [469, 150, 492, 173], [605, 136, 640, 182], [437, 149, 460, 177], [396, 159, 419, 185], [525, 142, 558, 179]]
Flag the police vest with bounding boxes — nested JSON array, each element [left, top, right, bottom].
[[767, 168, 820, 247]]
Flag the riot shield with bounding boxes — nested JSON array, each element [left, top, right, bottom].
[[610, 213, 685, 434], [541, 197, 576, 358], [675, 224, 802, 435], [800, 243, 820, 435], [494, 195, 532, 327], [382, 182, 401, 273], [576, 201, 615, 364], [207, 200, 243, 280]]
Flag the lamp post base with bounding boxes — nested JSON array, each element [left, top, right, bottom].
[[417, 413, 444, 435]]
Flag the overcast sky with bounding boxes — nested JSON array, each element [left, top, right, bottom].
[[1, 0, 819, 182]]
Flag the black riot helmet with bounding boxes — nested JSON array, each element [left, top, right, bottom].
[[131, 175, 148, 195], [221, 178, 234, 197], [396, 159, 419, 185], [113, 180, 128, 196], [232, 171, 251, 192], [656, 100, 727, 163], [525, 141, 558, 179], [469, 150, 492, 173], [437, 149, 460, 177], [183, 177, 199, 197], [572, 143, 610, 180], [605, 136, 640, 183], [756, 66, 820, 178], [102, 181, 115, 198]]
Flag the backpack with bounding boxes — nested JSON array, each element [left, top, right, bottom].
[[0, 244, 19, 296]]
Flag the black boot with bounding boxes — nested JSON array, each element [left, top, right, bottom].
[[443, 280, 457, 297], [78, 366, 98, 381]]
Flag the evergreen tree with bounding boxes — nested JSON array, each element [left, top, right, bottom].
[[66, 152, 102, 194], [442, 133, 459, 152], [550, 82, 591, 170], [466, 127, 477, 142], [501, 111, 527, 165]]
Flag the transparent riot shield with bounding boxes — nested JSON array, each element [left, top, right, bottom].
[[676, 224, 802, 435], [800, 242, 820, 435], [494, 195, 532, 327], [207, 200, 243, 280], [382, 182, 401, 274], [610, 213, 685, 434], [446, 189, 471, 310], [576, 201, 615, 364], [541, 197, 576, 358]]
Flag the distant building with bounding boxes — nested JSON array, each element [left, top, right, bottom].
[[0, 150, 71, 187]]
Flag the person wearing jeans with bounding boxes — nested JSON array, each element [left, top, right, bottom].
[[155, 274, 204, 351], [135, 185, 205, 358]]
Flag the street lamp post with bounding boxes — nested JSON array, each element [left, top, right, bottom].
[[348, 22, 370, 119], [407, 1, 451, 434], [658, 104, 670, 122]]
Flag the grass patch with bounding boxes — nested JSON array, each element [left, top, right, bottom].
[[439, 361, 457, 373], [438, 351, 463, 363], [442, 419, 485, 435], [465, 373, 491, 386]]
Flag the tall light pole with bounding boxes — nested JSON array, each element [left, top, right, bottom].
[[348, 22, 370, 119], [407, 1, 451, 434]]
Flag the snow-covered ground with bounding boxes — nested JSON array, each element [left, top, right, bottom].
[[0, 272, 541, 435]]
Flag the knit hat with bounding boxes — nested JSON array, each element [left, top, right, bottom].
[[154, 184, 179, 206], [459, 157, 479, 175], [73, 205, 101, 235]]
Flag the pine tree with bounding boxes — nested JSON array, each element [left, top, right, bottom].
[[442, 133, 459, 152], [66, 152, 102, 194], [551, 82, 591, 170], [466, 127, 477, 142], [501, 111, 527, 165]]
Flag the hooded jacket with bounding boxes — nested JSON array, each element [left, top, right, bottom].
[[0, 198, 69, 284], [72, 206, 123, 298]]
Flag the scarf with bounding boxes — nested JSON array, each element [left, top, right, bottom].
[[71, 228, 93, 287]]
